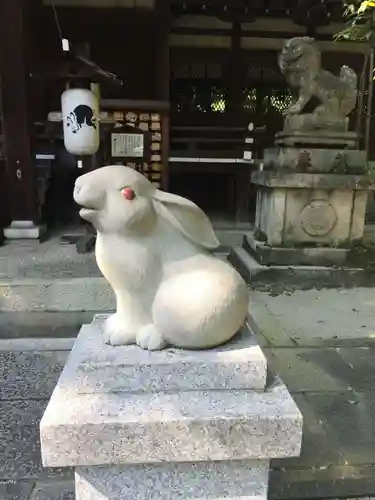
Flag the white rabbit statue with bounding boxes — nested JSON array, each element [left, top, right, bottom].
[[73, 165, 249, 350]]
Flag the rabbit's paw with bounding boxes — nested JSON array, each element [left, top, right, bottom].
[[103, 314, 136, 346], [136, 324, 167, 351]]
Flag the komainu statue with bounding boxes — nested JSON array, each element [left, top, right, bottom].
[[278, 37, 357, 131], [73, 165, 249, 351]]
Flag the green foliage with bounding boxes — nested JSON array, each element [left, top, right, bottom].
[[333, 1, 375, 41]]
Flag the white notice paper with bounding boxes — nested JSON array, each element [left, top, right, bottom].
[[111, 133, 144, 158]]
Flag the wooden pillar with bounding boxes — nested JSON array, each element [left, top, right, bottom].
[[155, 0, 170, 101], [228, 22, 242, 119], [155, 0, 170, 191], [0, 0, 40, 238]]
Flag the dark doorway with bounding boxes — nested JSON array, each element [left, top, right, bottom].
[[43, 143, 82, 231]]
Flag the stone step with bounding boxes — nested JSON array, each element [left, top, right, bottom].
[[1, 257, 236, 312], [243, 233, 347, 267], [0, 254, 229, 313], [5, 251, 369, 313], [0, 311, 95, 339], [228, 246, 265, 283], [41, 377, 302, 468], [0, 235, 230, 280], [215, 228, 250, 248], [0, 277, 114, 312], [54, 318, 268, 394], [0, 339, 71, 401], [75, 460, 268, 500], [228, 246, 373, 289]]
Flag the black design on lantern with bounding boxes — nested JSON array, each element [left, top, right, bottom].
[[67, 105, 97, 134]]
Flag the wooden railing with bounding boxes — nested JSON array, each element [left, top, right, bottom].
[[169, 124, 256, 162]]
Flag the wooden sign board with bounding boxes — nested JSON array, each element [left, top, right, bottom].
[[109, 123, 151, 164]]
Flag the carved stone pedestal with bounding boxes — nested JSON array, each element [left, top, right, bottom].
[[249, 171, 375, 266], [40, 316, 302, 500], [264, 131, 366, 175]]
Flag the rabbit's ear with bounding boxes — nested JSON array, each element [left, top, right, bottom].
[[152, 189, 220, 250]]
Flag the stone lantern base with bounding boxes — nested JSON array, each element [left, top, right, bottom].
[[249, 170, 375, 266]]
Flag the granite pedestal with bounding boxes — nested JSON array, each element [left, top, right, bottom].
[[251, 170, 375, 266], [40, 315, 302, 499]]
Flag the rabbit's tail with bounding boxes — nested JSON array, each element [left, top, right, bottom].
[[340, 65, 357, 90]]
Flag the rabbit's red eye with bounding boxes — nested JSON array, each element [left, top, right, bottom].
[[121, 187, 136, 200]]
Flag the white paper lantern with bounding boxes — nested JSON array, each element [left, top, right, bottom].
[[61, 88, 100, 155]]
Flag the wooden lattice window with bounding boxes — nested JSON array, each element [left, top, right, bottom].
[[243, 52, 292, 116], [264, 89, 294, 114], [171, 54, 227, 115], [242, 88, 257, 113]]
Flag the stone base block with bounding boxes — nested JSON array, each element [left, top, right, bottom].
[[244, 233, 348, 266], [4, 220, 45, 240], [75, 460, 269, 500], [252, 171, 375, 247], [41, 376, 302, 467], [281, 114, 350, 134], [228, 245, 374, 289], [54, 317, 268, 394]]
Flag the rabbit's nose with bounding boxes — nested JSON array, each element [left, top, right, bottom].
[[73, 183, 85, 202], [73, 183, 91, 204], [74, 183, 106, 208]]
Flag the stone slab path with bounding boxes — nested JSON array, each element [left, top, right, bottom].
[[251, 288, 375, 500]]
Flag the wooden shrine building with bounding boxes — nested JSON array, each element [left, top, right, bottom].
[[0, 0, 369, 241]]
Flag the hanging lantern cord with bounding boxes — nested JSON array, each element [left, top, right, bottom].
[[51, 0, 63, 42], [50, 0, 123, 86]]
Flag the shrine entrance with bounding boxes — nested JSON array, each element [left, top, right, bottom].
[[168, 45, 293, 223], [1, 0, 367, 241]]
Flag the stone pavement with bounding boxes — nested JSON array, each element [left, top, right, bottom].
[[2, 287, 375, 499], [252, 288, 375, 500]]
